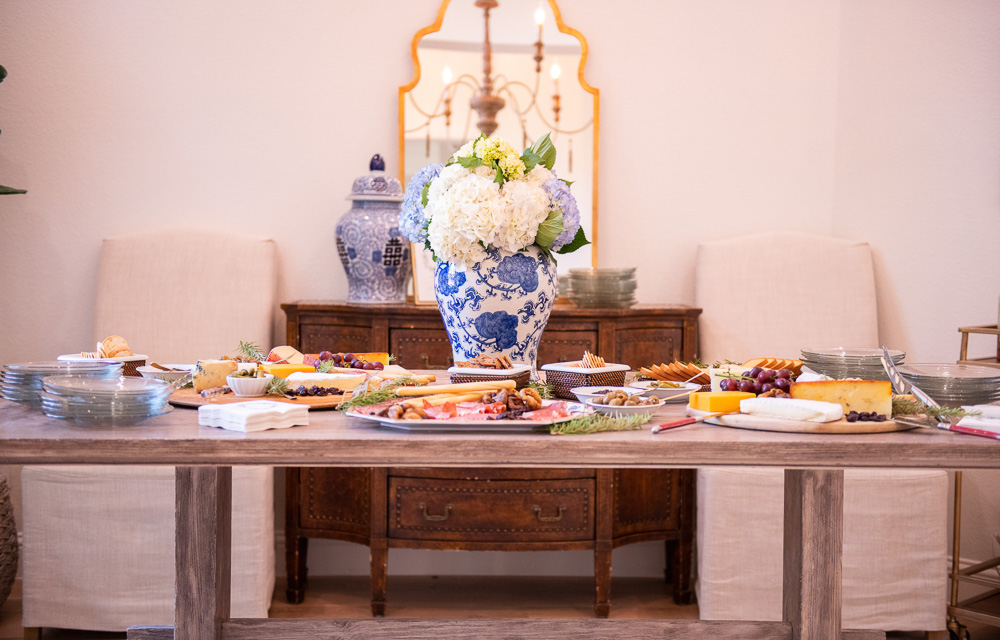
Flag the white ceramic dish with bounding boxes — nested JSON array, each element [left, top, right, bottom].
[[226, 374, 274, 398], [347, 400, 592, 433], [584, 397, 663, 418], [58, 353, 148, 364], [628, 380, 701, 402], [137, 364, 195, 383], [570, 386, 643, 404], [541, 362, 630, 375], [446, 363, 532, 376]]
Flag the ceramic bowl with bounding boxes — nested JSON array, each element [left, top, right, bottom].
[[628, 380, 701, 401], [226, 374, 273, 398], [570, 386, 644, 404], [137, 364, 195, 384], [584, 396, 662, 418]]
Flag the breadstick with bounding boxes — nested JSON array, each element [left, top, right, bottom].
[[395, 380, 516, 396], [403, 392, 484, 408]]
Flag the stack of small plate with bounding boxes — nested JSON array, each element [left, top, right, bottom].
[[567, 268, 637, 309], [39, 375, 172, 420], [799, 347, 904, 381], [1, 361, 123, 405], [896, 364, 1000, 408]]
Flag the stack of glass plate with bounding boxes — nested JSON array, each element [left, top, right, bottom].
[[39, 375, 172, 420], [567, 268, 637, 309], [896, 364, 1000, 408], [1, 361, 123, 405], [800, 347, 905, 381]]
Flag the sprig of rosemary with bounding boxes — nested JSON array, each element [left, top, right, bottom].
[[235, 341, 266, 362], [549, 412, 651, 436], [338, 377, 424, 412], [526, 380, 554, 400], [892, 396, 978, 423], [267, 376, 288, 396]]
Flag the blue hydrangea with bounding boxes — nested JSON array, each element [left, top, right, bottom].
[[543, 173, 581, 251], [398, 163, 444, 244]]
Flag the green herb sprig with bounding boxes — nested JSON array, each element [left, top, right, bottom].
[[549, 413, 651, 436], [526, 380, 554, 400], [267, 376, 288, 396], [235, 341, 266, 362], [338, 377, 424, 412], [892, 396, 978, 423]]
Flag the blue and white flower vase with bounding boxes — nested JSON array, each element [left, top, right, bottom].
[[336, 154, 411, 303], [434, 245, 557, 367]]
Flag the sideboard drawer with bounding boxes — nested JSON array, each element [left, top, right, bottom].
[[389, 328, 454, 369], [388, 477, 595, 542]]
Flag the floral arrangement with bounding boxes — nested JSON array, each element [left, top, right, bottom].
[[399, 133, 589, 270]]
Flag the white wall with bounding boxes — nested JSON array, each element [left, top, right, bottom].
[[1, 0, 998, 579]]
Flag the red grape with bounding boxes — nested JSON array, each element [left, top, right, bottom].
[[776, 368, 792, 379], [318, 351, 334, 362], [331, 353, 343, 364], [760, 382, 774, 394], [372, 362, 384, 371], [775, 377, 791, 392], [363, 362, 376, 370], [757, 370, 774, 383], [749, 367, 763, 378], [738, 380, 756, 393], [343, 353, 356, 362]]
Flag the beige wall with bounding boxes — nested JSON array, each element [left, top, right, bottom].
[[1, 0, 998, 577]]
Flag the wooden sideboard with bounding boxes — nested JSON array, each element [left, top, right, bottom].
[[281, 301, 702, 616]]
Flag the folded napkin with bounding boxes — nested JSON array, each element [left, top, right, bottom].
[[958, 404, 1000, 435], [198, 400, 309, 432]]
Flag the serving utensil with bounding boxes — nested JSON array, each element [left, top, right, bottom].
[[880, 345, 952, 430]]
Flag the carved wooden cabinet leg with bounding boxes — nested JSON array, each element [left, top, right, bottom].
[[370, 468, 388, 617], [370, 542, 388, 617], [670, 533, 695, 605], [595, 469, 614, 618], [594, 545, 612, 618], [284, 467, 307, 604], [672, 467, 696, 604]]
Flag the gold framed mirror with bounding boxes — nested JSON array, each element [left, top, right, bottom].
[[399, 0, 599, 303]]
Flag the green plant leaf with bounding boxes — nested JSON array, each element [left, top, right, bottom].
[[532, 132, 557, 170], [556, 226, 591, 254], [537, 244, 558, 267], [559, 178, 574, 187], [420, 182, 430, 207], [534, 209, 565, 248], [457, 155, 482, 170], [491, 159, 505, 186], [0, 185, 26, 195], [520, 149, 541, 173]]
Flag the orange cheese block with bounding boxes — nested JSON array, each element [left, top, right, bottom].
[[690, 391, 755, 413], [261, 363, 316, 379], [789, 380, 892, 416]]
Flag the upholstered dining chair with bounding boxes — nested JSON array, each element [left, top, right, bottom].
[[694, 231, 948, 634], [20, 229, 277, 632]]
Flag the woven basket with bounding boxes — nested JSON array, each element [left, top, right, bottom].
[[0, 473, 17, 607], [546, 369, 627, 400], [450, 369, 531, 390]]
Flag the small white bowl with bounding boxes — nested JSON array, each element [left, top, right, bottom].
[[226, 373, 273, 398], [137, 364, 195, 383], [570, 386, 644, 404], [584, 396, 663, 418], [628, 380, 701, 401]]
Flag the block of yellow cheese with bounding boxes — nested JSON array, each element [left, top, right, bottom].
[[789, 380, 892, 417], [193, 359, 238, 392], [262, 363, 316, 379], [690, 391, 755, 413]]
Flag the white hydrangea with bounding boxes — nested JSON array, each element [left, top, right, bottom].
[[494, 179, 550, 252]]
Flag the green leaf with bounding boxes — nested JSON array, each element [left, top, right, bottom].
[[420, 182, 430, 207], [537, 244, 558, 267], [520, 150, 541, 173], [457, 155, 482, 169], [556, 226, 591, 255], [534, 209, 565, 248], [0, 185, 26, 195], [491, 159, 505, 186], [423, 239, 438, 262], [559, 178, 574, 187], [532, 132, 557, 170]]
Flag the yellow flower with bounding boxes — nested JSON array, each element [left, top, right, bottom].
[[474, 136, 524, 179]]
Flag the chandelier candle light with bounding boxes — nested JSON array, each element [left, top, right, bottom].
[[399, 133, 589, 366]]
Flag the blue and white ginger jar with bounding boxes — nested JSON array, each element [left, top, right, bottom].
[[434, 246, 557, 367], [336, 154, 411, 303]]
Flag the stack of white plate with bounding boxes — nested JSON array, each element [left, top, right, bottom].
[[1, 361, 123, 405], [568, 268, 637, 309], [39, 375, 172, 420], [800, 347, 904, 381], [896, 364, 1000, 408]]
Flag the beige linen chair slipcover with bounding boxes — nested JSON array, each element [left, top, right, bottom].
[[694, 231, 947, 632], [21, 229, 277, 631]]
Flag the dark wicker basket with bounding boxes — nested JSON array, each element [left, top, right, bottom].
[[450, 369, 531, 390], [545, 369, 628, 400], [0, 473, 17, 607]]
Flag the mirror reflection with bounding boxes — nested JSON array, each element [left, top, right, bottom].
[[402, 0, 597, 272]]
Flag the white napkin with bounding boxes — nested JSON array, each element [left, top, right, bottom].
[[198, 401, 309, 432], [957, 404, 1000, 434]]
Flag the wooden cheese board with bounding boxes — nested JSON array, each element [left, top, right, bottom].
[[686, 407, 914, 434], [169, 388, 347, 411]]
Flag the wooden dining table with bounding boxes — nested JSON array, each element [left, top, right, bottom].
[[2, 387, 999, 640]]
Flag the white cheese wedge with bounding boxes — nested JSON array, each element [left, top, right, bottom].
[[740, 397, 844, 423], [193, 359, 238, 392], [285, 372, 366, 392]]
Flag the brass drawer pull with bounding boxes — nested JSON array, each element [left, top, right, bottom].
[[418, 502, 453, 522], [532, 505, 566, 522]]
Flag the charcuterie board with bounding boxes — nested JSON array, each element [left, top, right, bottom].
[[169, 388, 346, 411], [686, 407, 913, 434]]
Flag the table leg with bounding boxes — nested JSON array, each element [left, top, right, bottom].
[[176, 466, 232, 640], [783, 469, 844, 640]]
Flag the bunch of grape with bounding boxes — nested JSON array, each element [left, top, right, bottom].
[[291, 385, 336, 397], [318, 351, 384, 371], [719, 367, 795, 394]]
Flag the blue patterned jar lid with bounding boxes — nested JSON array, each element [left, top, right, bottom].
[[347, 154, 404, 202]]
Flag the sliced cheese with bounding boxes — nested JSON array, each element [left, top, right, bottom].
[[740, 397, 843, 423], [262, 363, 316, 379], [193, 359, 238, 392], [789, 380, 892, 416], [690, 391, 755, 413], [285, 372, 366, 392]]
